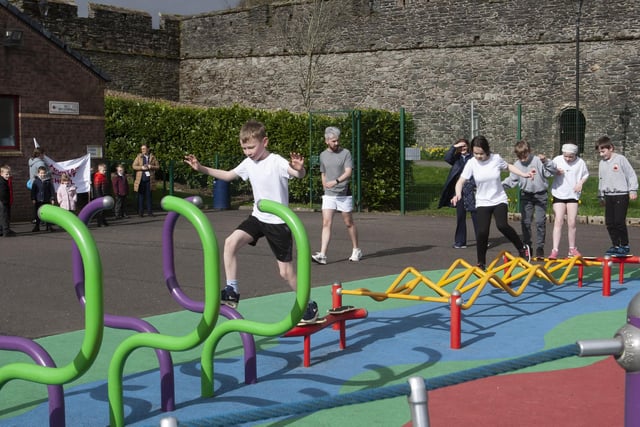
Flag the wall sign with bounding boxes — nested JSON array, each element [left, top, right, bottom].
[[49, 101, 80, 115]]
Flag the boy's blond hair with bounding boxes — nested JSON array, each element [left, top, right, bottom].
[[0, 165, 10, 173], [240, 120, 267, 144]]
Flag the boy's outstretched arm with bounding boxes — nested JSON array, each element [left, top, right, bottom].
[[288, 152, 306, 179], [184, 154, 238, 181]]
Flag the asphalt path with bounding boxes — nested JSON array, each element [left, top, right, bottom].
[[1, 206, 635, 339]]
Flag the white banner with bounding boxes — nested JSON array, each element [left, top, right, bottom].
[[44, 154, 92, 193]]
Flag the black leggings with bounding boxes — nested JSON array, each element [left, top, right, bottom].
[[476, 203, 524, 265]]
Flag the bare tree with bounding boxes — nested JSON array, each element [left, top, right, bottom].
[[272, 0, 343, 111]]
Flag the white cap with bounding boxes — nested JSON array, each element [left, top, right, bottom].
[[562, 143, 578, 154]]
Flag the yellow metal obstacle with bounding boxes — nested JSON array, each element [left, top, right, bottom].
[[340, 251, 602, 310]]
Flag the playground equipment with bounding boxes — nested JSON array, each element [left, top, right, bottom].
[[162, 196, 257, 384], [199, 199, 312, 398], [339, 251, 610, 348], [577, 290, 640, 427], [284, 283, 368, 367], [582, 254, 640, 296], [0, 206, 104, 427], [107, 196, 222, 427], [74, 197, 176, 413]]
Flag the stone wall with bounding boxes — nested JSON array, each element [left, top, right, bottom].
[[9, 0, 640, 166], [179, 0, 640, 165], [11, 0, 181, 99]]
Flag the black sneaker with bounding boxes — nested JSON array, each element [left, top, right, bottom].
[[605, 246, 619, 256], [535, 247, 544, 259], [221, 285, 240, 308], [476, 263, 486, 271], [299, 301, 319, 324], [519, 244, 531, 262], [328, 305, 355, 315]]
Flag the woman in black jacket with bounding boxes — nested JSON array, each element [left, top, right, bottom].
[[438, 138, 477, 248]]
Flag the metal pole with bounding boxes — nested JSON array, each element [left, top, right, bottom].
[[356, 110, 362, 212], [407, 376, 430, 427], [516, 104, 522, 212], [400, 107, 406, 215], [450, 290, 462, 349], [470, 101, 474, 140], [577, 290, 640, 427], [603, 254, 612, 296], [516, 104, 522, 140], [308, 113, 314, 208], [159, 416, 178, 427], [575, 0, 583, 149], [169, 160, 174, 196]]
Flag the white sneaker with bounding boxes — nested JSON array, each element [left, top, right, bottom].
[[349, 248, 363, 262], [311, 252, 327, 265]]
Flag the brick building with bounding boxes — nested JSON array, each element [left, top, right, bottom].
[[0, 0, 108, 220]]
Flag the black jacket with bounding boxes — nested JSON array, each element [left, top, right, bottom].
[[0, 177, 10, 205], [438, 145, 473, 209], [31, 177, 55, 203]]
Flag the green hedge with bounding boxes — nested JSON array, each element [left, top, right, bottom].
[[104, 96, 415, 210]]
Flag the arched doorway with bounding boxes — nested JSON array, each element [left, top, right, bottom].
[[559, 108, 586, 154]]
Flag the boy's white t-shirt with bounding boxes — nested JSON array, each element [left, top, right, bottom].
[[233, 153, 291, 224], [461, 153, 509, 207]]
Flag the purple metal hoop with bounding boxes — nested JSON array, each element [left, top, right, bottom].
[[163, 196, 257, 384]]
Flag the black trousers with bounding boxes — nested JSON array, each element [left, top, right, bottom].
[[605, 194, 630, 247], [476, 203, 524, 265]]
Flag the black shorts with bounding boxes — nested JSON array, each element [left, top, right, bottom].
[[552, 197, 579, 204], [236, 215, 293, 262]]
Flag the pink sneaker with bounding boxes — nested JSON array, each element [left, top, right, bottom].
[[568, 247, 581, 257], [548, 248, 559, 260]]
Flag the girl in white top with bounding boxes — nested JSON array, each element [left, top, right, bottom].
[[452, 135, 532, 270], [56, 173, 77, 212], [541, 143, 589, 259]]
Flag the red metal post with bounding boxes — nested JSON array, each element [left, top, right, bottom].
[[603, 256, 611, 297], [578, 262, 584, 287], [450, 291, 461, 349], [332, 283, 342, 331], [339, 321, 347, 349], [303, 335, 311, 367]]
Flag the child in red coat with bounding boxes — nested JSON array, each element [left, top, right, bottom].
[[93, 163, 109, 227]]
